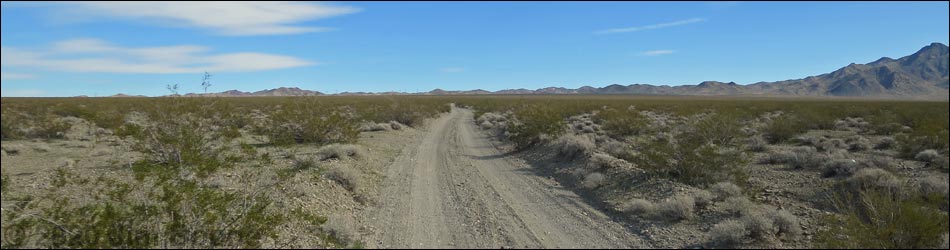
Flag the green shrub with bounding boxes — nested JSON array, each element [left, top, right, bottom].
[[508, 105, 564, 149], [635, 132, 748, 187], [595, 108, 648, 139], [819, 190, 949, 249], [897, 132, 949, 160], [763, 115, 808, 144]]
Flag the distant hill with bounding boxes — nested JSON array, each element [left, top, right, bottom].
[[179, 87, 324, 97], [109, 43, 947, 100], [417, 43, 949, 99]]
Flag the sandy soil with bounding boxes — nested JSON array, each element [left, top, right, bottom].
[[364, 106, 646, 249]]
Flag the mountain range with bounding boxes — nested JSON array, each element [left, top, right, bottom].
[[112, 43, 948, 99]]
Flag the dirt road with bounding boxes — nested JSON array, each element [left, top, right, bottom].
[[366, 106, 646, 249]]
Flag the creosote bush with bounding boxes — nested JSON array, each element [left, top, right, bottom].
[[819, 190, 949, 249]]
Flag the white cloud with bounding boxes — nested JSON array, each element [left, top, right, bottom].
[[63, 2, 360, 36], [1, 39, 314, 74], [440, 67, 466, 73], [0, 89, 46, 97], [0, 72, 37, 80], [641, 50, 676, 56], [595, 18, 706, 35]]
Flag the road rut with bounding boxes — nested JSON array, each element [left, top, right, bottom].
[[367, 106, 645, 249]]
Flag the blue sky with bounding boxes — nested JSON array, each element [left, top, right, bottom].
[[2, 1, 948, 97]]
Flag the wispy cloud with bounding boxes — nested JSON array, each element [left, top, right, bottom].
[[441, 67, 466, 73], [0, 89, 46, 97], [595, 18, 706, 35], [0, 72, 37, 80], [641, 50, 676, 56], [60, 2, 360, 36], [1, 38, 314, 74]]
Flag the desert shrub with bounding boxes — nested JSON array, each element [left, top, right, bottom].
[[763, 115, 808, 144], [915, 149, 942, 164], [590, 153, 631, 170], [898, 133, 949, 160], [264, 106, 359, 146], [29, 115, 72, 140], [1, 173, 8, 195], [595, 108, 648, 139], [555, 134, 595, 160], [1, 144, 24, 156], [723, 197, 756, 217], [768, 209, 802, 240], [291, 155, 319, 172], [389, 121, 404, 130], [322, 216, 360, 247], [359, 122, 390, 132], [692, 113, 744, 147], [581, 172, 606, 189], [655, 195, 695, 221], [125, 114, 230, 178], [316, 144, 363, 161], [764, 146, 828, 169], [745, 135, 768, 152], [845, 168, 900, 193], [741, 211, 775, 240], [691, 190, 715, 208], [1, 167, 286, 249], [709, 220, 748, 247], [920, 175, 950, 198], [508, 105, 564, 149], [710, 182, 743, 201], [875, 137, 897, 150], [621, 199, 655, 217], [821, 159, 863, 178], [622, 195, 695, 222], [819, 190, 949, 249], [634, 132, 747, 186], [846, 136, 872, 152], [325, 167, 361, 192], [479, 121, 494, 130], [0, 112, 18, 140]]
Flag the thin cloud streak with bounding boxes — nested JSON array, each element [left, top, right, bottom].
[[595, 18, 706, 35]]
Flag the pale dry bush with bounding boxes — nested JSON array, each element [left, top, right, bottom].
[[710, 182, 742, 201], [589, 152, 631, 170], [480, 121, 494, 130], [741, 211, 775, 240], [710, 220, 748, 246], [389, 121, 405, 130], [691, 189, 715, 208], [621, 198, 655, 216], [723, 197, 756, 217], [916, 149, 942, 164], [358, 122, 391, 132], [764, 146, 829, 169], [621, 195, 695, 222], [555, 134, 595, 160], [846, 136, 872, 152], [325, 166, 361, 192], [768, 208, 802, 239], [316, 144, 364, 161], [581, 172, 606, 189], [846, 168, 900, 193], [323, 215, 359, 247], [655, 195, 695, 221], [31, 144, 51, 153], [745, 135, 769, 152], [1, 144, 24, 155], [919, 175, 949, 198], [875, 137, 897, 150]]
